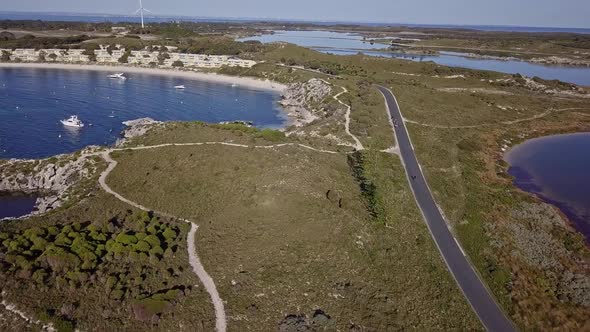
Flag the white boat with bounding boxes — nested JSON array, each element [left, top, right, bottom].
[[60, 115, 84, 128], [231, 83, 239, 88], [174, 85, 186, 89], [107, 73, 126, 79]]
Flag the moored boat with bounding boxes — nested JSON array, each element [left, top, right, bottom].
[[60, 115, 84, 128], [107, 73, 127, 79]]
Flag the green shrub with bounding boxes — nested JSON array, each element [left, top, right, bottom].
[[110, 289, 124, 300], [259, 129, 285, 142], [143, 234, 160, 248], [150, 246, 164, 256], [115, 233, 138, 245], [146, 225, 158, 234], [42, 247, 81, 272], [105, 276, 118, 289], [134, 241, 151, 253], [47, 226, 59, 236], [53, 317, 75, 332], [71, 237, 96, 256], [89, 231, 107, 242], [161, 228, 177, 241], [55, 233, 72, 246]]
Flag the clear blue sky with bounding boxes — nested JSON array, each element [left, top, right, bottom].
[[3, 0, 590, 28]]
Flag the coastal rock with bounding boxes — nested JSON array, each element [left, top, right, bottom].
[[118, 118, 163, 145], [0, 154, 95, 216], [280, 78, 332, 127]]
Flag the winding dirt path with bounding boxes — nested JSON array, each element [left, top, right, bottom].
[[91, 138, 350, 331], [98, 151, 227, 332], [331, 86, 365, 151], [112, 141, 339, 154], [186, 223, 226, 332]]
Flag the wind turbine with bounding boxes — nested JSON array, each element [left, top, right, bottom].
[[134, 0, 151, 29]]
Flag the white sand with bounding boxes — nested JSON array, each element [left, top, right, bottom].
[[0, 62, 287, 93]]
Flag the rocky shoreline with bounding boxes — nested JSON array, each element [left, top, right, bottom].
[[279, 78, 332, 128], [0, 78, 323, 219], [0, 150, 97, 219], [0, 118, 164, 220]]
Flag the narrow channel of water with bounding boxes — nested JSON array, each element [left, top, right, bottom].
[[319, 48, 590, 86], [505, 133, 590, 242], [241, 30, 590, 86]]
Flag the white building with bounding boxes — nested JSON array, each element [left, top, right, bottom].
[[2, 47, 257, 68], [11, 49, 38, 61]]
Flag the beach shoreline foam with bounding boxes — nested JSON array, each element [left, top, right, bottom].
[[0, 62, 287, 93]]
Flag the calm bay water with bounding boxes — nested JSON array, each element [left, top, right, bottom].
[[0, 194, 36, 219], [242, 30, 590, 86], [506, 133, 590, 242], [0, 67, 286, 159]]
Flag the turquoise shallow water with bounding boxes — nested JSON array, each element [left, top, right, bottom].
[[0, 67, 286, 160]]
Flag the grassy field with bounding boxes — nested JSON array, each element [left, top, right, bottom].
[[1, 35, 589, 331], [249, 45, 590, 329], [106, 124, 481, 331]]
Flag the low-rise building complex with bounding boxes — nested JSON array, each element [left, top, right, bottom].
[[2, 45, 256, 68]]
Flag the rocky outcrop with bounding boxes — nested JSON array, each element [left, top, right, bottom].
[[0, 151, 98, 217], [0, 118, 162, 219], [117, 118, 162, 146], [279, 78, 332, 127]]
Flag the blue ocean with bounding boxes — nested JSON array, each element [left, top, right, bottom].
[[0, 67, 285, 159]]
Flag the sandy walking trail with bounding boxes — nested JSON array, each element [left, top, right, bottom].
[[98, 151, 227, 332], [92, 140, 343, 331]]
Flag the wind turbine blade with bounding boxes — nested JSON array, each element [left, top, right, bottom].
[[133, 8, 141, 14], [143, 8, 152, 13]]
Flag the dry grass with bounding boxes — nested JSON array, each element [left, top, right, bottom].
[[106, 125, 481, 331]]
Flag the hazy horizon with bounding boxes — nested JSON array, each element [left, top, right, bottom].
[[3, 10, 590, 30], [2, 0, 589, 29]]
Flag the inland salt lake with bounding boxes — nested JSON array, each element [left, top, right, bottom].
[[240, 30, 590, 86], [506, 133, 590, 243], [0, 66, 287, 217]]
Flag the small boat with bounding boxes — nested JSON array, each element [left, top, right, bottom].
[[107, 73, 127, 80], [231, 83, 239, 88], [174, 85, 186, 89], [60, 115, 84, 128]]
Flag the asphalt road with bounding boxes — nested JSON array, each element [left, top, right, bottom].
[[376, 85, 515, 332]]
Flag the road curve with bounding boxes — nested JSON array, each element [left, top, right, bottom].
[[376, 86, 515, 332]]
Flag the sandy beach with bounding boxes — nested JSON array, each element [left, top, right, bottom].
[[0, 62, 287, 93]]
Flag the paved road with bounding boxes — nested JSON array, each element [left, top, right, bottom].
[[376, 86, 515, 332]]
